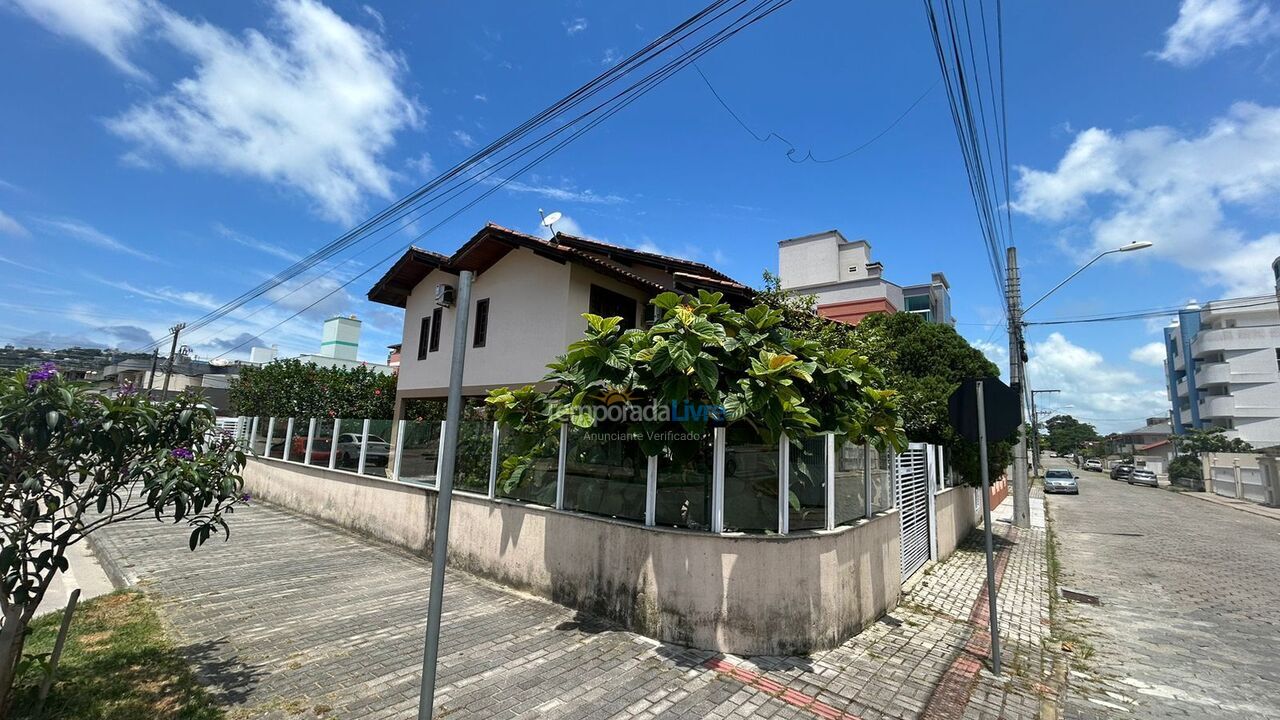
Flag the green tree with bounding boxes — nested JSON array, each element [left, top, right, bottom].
[[1045, 414, 1100, 455], [229, 359, 397, 419], [1177, 427, 1253, 456], [757, 274, 1011, 485], [488, 291, 906, 497], [0, 364, 246, 709]]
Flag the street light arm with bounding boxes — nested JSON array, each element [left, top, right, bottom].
[[1023, 250, 1112, 316]]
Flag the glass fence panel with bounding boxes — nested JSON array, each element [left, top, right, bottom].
[[283, 418, 307, 463], [655, 434, 712, 530], [870, 445, 894, 513], [251, 417, 269, 456], [495, 425, 559, 506], [833, 439, 867, 526], [399, 420, 442, 485], [563, 427, 647, 522], [453, 421, 494, 493], [723, 427, 778, 533], [306, 418, 335, 466], [360, 420, 394, 477], [265, 418, 286, 459], [789, 434, 828, 531]]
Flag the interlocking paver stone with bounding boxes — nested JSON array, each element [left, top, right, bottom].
[[91, 487, 1060, 719]]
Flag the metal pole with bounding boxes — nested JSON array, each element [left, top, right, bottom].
[[418, 270, 473, 720], [1006, 247, 1030, 528], [975, 380, 1003, 675], [160, 322, 185, 400]]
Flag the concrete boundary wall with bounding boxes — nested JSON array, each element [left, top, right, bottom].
[[933, 486, 980, 561], [243, 457, 902, 655]]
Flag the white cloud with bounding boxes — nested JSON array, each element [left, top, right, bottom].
[[1156, 0, 1278, 66], [602, 47, 620, 65], [452, 130, 476, 148], [406, 152, 435, 179], [360, 4, 384, 33], [5, 0, 155, 78], [473, 93, 488, 102], [1027, 332, 1169, 433], [1129, 341, 1168, 366], [1014, 103, 1280, 296], [970, 339, 1009, 379], [87, 274, 219, 309], [215, 223, 300, 262], [0, 210, 29, 238], [564, 17, 588, 36], [38, 217, 160, 262], [497, 178, 626, 205], [101, 0, 422, 224]]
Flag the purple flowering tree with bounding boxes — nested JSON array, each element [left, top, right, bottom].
[[0, 364, 247, 709]]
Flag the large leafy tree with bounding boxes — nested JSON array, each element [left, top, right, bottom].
[[1177, 427, 1253, 456], [487, 291, 906, 493], [757, 274, 1012, 485], [1045, 414, 1100, 455], [229, 359, 396, 419], [0, 365, 246, 710]]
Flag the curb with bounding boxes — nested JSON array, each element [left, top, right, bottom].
[[1175, 488, 1280, 523], [84, 530, 137, 589]]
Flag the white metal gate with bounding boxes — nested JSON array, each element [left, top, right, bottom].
[[895, 443, 932, 580]]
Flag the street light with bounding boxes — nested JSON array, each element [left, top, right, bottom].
[[1023, 242, 1153, 315]]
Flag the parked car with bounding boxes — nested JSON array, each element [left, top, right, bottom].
[[1110, 463, 1133, 480], [1043, 468, 1079, 494], [289, 434, 333, 464], [335, 432, 391, 467], [1129, 468, 1159, 488], [1048, 451, 1059, 458], [1083, 458, 1103, 472]]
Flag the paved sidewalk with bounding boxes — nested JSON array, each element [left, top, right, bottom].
[[1176, 488, 1280, 522], [33, 538, 116, 618], [92, 494, 1059, 719]]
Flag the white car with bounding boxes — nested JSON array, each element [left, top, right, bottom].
[[335, 432, 391, 468], [1128, 468, 1159, 488], [1043, 468, 1079, 494], [1083, 458, 1103, 472]]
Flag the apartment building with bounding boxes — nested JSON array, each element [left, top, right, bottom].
[[1164, 298, 1280, 449], [776, 230, 953, 325]]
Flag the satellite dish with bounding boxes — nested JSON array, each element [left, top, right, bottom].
[[541, 211, 563, 228]]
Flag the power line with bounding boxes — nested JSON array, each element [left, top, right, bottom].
[[685, 50, 941, 163], [205, 0, 798, 359], [1027, 294, 1279, 327], [140, 0, 794, 355]]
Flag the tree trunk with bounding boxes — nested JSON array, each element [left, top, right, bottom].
[[0, 603, 29, 719]]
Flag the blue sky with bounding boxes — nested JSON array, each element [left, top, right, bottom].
[[1, 0, 1278, 432]]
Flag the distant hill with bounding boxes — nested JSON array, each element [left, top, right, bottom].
[[0, 345, 154, 377]]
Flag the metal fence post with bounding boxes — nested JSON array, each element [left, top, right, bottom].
[[329, 419, 341, 470], [712, 427, 726, 533], [282, 418, 295, 462], [777, 432, 790, 535], [305, 418, 317, 465], [265, 418, 276, 459], [555, 423, 568, 510], [825, 433, 836, 531], [249, 416, 260, 455], [357, 418, 371, 475], [435, 420, 446, 484], [488, 421, 500, 499], [864, 441, 874, 518], [394, 419, 407, 481], [645, 455, 658, 527]]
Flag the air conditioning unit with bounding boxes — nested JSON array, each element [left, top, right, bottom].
[[435, 283, 455, 307]]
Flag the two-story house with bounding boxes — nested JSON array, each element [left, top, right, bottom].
[[367, 223, 751, 420]]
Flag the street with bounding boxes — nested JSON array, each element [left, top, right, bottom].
[[1044, 459, 1280, 719]]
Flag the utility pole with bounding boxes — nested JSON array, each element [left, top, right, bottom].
[[1006, 247, 1030, 529], [145, 347, 159, 400], [160, 322, 185, 401], [1029, 389, 1061, 476]]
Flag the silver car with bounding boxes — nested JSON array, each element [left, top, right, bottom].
[[335, 432, 391, 467], [1044, 469, 1080, 494], [1128, 468, 1159, 488]]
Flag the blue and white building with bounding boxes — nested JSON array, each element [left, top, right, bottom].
[[1164, 298, 1280, 449]]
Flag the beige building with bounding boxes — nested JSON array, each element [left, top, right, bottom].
[[368, 223, 751, 415]]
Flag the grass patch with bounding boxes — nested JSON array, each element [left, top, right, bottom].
[[10, 590, 222, 720]]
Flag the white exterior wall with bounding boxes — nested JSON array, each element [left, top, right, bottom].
[[397, 248, 651, 395], [778, 233, 841, 289], [1184, 303, 1280, 448]]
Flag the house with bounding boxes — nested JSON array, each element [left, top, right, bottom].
[[95, 352, 239, 410], [776, 230, 953, 325], [294, 315, 394, 375], [1106, 417, 1175, 473], [1164, 298, 1280, 449], [367, 223, 752, 418]]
